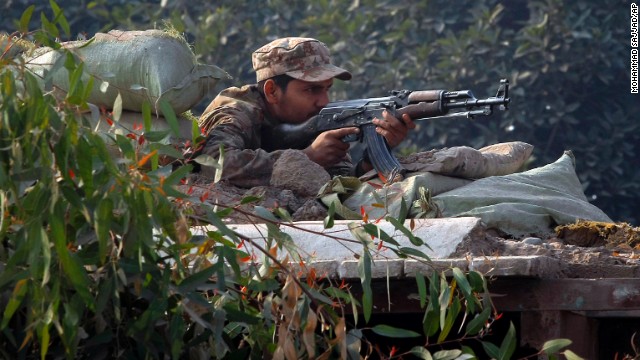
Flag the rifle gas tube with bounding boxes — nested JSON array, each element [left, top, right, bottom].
[[266, 79, 510, 183]]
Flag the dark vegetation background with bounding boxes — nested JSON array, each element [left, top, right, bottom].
[[3, 0, 638, 225]]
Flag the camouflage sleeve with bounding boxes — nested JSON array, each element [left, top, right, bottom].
[[198, 106, 287, 188]]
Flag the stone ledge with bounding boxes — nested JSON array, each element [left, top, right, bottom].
[[198, 218, 563, 279], [404, 255, 563, 279], [211, 217, 484, 260]]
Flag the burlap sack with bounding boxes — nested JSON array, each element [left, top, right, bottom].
[[398, 141, 534, 179], [24, 29, 230, 114]]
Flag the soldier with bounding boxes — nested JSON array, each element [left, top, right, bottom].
[[197, 37, 415, 187]]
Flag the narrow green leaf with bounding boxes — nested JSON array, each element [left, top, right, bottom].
[[423, 307, 439, 337], [39, 231, 51, 286], [113, 92, 122, 122], [254, 206, 279, 223], [61, 184, 91, 222], [51, 217, 95, 310], [220, 245, 242, 278], [154, 143, 183, 160], [178, 263, 219, 293], [399, 246, 431, 260], [40, 12, 59, 38], [563, 350, 584, 360], [238, 195, 261, 205], [410, 347, 433, 360], [19, 5, 35, 33], [214, 144, 224, 183], [461, 345, 477, 359], [49, 0, 70, 37], [324, 201, 335, 228], [362, 223, 400, 246], [193, 154, 220, 169], [76, 137, 94, 192], [142, 101, 152, 132], [542, 339, 573, 354], [39, 321, 51, 360], [95, 198, 113, 264], [433, 349, 463, 360], [349, 290, 359, 327], [163, 162, 191, 186], [159, 99, 180, 136], [482, 341, 500, 359], [465, 306, 491, 336], [468, 270, 486, 292], [498, 322, 517, 360], [222, 304, 260, 325], [114, 133, 135, 158], [358, 248, 373, 323], [416, 272, 427, 308], [437, 296, 461, 343], [452, 268, 472, 297], [1, 279, 28, 329], [370, 324, 421, 338], [453, 267, 477, 313], [143, 130, 171, 142], [191, 118, 200, 142], [246, 278, 281, 292], [385, 216, 423, 246], [398, 197, 408, 223], [205, 208, 239, 243]]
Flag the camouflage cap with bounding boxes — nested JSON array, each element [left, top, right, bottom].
[[252, 37, 352, 82]]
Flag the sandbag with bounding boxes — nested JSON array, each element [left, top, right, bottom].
[[320, 151, 612, 238], [398, 141, 533, 179], [24, 29, 230, 114]]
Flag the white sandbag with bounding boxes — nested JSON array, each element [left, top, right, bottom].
[[24, 29, 230, 114]]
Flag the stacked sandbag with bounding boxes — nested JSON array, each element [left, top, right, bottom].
[[23, 29, 230, 114], [21, 29, 230, 164]]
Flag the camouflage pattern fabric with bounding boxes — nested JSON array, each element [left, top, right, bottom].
[[197, 85, 354, 188], [252, 37, 351, 82]]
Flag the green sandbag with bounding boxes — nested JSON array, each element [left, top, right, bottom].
[[432, 151, 613, 237], [24, 29, 230, 114]]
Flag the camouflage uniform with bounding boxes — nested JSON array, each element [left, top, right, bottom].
[[197, 38, 354, 188]]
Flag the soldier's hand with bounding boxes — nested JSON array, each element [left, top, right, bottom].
[[372, 110, 416, 148], [303, 127, 358, 168]]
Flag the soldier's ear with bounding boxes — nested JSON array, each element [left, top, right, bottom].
[[263, 79, 280, 103]]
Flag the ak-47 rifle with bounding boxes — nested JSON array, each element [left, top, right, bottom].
[[265, 79, 510, 183]]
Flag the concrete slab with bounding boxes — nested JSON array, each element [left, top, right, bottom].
[[198, 217, 484, 278]]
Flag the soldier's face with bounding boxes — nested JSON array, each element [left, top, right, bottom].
[[273, 78, 333, 124]]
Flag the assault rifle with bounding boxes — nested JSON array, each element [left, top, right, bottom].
[[265, 79, 510, 183]]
